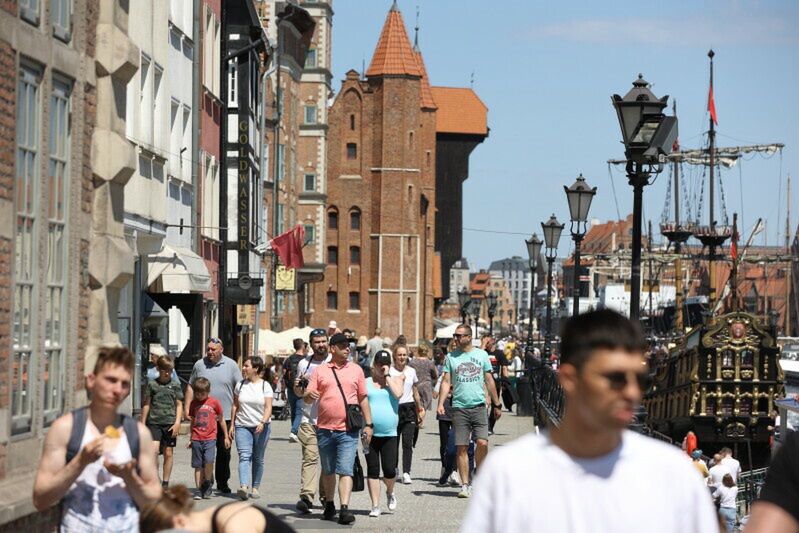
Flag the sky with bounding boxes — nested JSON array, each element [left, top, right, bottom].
[[330, 0, 799, 270]]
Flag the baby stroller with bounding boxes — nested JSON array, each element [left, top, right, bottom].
[[272, 381, 289, 421]]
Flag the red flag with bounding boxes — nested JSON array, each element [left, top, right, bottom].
[[708, 85, 718, 125], [269, 225, 305, 269], [730, 227, 738, 261]]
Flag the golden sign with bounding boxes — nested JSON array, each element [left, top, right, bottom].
[[237, 305, 255, 326], [276, 266, 296, 292]]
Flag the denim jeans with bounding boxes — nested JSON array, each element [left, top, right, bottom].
[[287, 389, 304, 435], [317, 428, 359, 476], [235, 424, 271, 488], [719, 507, 736, 533]]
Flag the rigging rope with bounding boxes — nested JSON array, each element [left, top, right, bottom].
[[718, 163, 730, 227], [607, 163, 622, 221], [738, 160, 745, 235], [661, 168, 672, 224]]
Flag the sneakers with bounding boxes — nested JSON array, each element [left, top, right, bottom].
[[193, 490, 202, 500], [402, 472, 412, 484], [387, 493, 397, 511], [200, 480, 212, 499], [237, 485, 249, 501], [296, 496, 312, 514], [457, 484, 472, 499], [449, 471, 461, 487], [289, 433, 299, 443], [338, 506, 355, 525], [161, 480, 169, 488], [217, 485, 231, 494], [369, 507, 381, 518], [322, 501, 337, 521], [250, 487, 260, 499], [437, 473, 449, 486]]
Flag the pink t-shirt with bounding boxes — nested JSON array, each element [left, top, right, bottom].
[[307, 360, 367, 431]]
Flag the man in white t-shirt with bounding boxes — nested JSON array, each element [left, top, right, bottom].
[[461, 309, 718, 533], [293, 328, 332, 514], [708, 453, 731, 488], [719, 447, 742, 482]]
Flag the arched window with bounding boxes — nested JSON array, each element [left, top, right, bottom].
[[741, 349, 754, 367], [722, 349, 734, 368], [327, 207, 338, 230], [327, 246, 338, 265], [326, 291, 338, 309], [350, 208, 361, 230], [350, 246, 360, 265]]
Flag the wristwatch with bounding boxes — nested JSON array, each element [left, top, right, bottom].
[[365, 423, 374, 429]]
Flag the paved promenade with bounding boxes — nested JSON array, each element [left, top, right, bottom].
[[168, 411, 532, 531]]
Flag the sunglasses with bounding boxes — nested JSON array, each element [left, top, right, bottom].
[[600, 371, 652, 391], [453, 333, 470, 339], [311, 329, 326, 337], [207, 338, 222, 345]]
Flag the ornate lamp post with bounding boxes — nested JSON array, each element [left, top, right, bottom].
[[612, 75, 677, 321], [457, 287, 470, 324], [564, 174, 596, 317], [486, 291, 498, 336], [525, 233, 543, 347], [541, 214, 564, 359], [470, 298, 482, 337]]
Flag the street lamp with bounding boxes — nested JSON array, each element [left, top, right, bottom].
[[541, 214, 564, 359], [565, 174, 596, 317], [469, 298, 482, 338], [457, 287, 470, 324], [486, 291, 498, 336], [525, 233, 543, 347], [612, 75, 677, 322]]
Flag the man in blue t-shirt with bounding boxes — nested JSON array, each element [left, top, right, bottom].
[[437, 324, 502, 499]]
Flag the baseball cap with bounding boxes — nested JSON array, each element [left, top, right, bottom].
[[329, 332, 349, 347], [373, 350, 392, 366], [328, 320, 338, 329]]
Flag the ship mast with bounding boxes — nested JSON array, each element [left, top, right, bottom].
[[673, 101, 685, 331], [707, 49, 718, 307]]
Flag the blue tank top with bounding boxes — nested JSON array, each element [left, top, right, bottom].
[[366, 378, 400, 437]]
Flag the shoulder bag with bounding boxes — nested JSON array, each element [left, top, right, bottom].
[[331, 367, 364, 432]]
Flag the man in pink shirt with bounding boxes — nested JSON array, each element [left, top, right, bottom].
[[305, 332, 374, 525]]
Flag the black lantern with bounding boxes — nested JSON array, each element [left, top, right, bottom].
[[542, 214, 564, 251], [564, 174, 596, 226], [525, 233, 542, 346], [457, 287, 470, 323], [486, 292, 498, 335], [612, 75, 677, 165]]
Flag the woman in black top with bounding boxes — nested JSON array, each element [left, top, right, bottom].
[[140, 485, 295, 533]]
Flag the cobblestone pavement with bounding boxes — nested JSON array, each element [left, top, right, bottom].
[[168, 410, 532, 532]]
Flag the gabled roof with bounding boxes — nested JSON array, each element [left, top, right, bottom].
[[430, 87, 488, 136], [365, 4, 421, 78]]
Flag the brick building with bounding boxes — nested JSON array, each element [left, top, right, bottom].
[[314, 2, 487, 343], [0, 0, 138, 529]]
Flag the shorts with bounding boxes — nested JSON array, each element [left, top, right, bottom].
[[191, 439, 217, 468], [451, 404, 489, 446], [147, 423, 177, 454], [317, 428, 359, 477]]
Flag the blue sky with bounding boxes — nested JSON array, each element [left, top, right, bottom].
[[331, 0, 798, 269]]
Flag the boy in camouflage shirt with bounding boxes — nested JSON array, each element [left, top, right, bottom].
[[142, 355, 184, 487]]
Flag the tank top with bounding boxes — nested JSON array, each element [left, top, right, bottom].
[[211, 502, 295, 533], [60, 420, 138, 532]]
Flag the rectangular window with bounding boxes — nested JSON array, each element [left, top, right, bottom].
[[349, 292, 360, 310], [276, 203, 284, 234], [304, 48, 317, 69], [326, 291, 338, 310], [51, 0, 71, 41], [303, 173, 316, 192], [304, 105, 317, 125], [20, 0, 39, 25], [327, 246, 338, 265], [303, 224, 315, 245], [139, 54, 151, 140], [346, 143, 357, 160], [44, 77, 72, 423], [350, 246, 360, 265], [13, 64, 41, 435], [277, 144, 285, 182]]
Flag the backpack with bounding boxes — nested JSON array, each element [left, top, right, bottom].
[[283, 354, 303, 386], [65, 406, 140, 468]]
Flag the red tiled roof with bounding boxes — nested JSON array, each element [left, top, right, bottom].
[[414, 50, 437, 110], [430, 87, 488, 135], [365, 5, 421, 78]]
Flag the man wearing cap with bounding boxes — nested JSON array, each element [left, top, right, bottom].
[[293, 329, 331, 514], [184, 338, 243, 494], [145, 344, 178, 382], [304, 332, 374, 525], [327, 321, 339, 338]]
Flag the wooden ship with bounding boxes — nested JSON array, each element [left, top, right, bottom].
[[643, 311, 784, 463]]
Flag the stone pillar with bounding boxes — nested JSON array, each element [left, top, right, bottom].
[[86, 0, 139, 372]]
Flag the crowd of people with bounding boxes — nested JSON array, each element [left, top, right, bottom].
[[28, 311, 799, 532]]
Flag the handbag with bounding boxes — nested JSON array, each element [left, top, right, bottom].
[[352, 453, 365, 492], [332, 367, 364, 432]]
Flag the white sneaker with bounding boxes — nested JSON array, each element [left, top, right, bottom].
[[449, 471, 461, 487], [387, 493, 397, 511], [289, 433, 299, 443], [369, 507, 381, 518], [402, 472, 412, 484], [457, 484, 471, 498]]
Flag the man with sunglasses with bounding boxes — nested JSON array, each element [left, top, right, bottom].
[[293, 328, 331, 514], [184, 338, 243, 494], [461, 309, 717, 533], [437, 325, 502, 499]]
